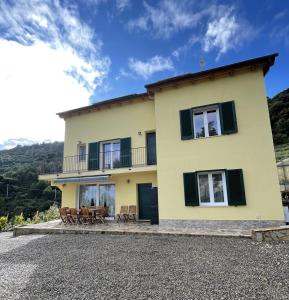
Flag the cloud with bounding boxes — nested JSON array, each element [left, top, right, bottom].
[[128, 0, 208, 39], [0, 0, 110, 144], [273, 9, 288, 22], [128, 56, 174, 79], [203, 8, 254, 60], [115, 0, 130, 12]]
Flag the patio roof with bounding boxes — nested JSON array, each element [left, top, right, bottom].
[[53, 175, 110, 184]]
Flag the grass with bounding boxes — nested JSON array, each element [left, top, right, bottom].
[[275, 143, 289, 162]]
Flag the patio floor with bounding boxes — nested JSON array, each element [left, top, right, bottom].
[[12, 219, 276, 238]]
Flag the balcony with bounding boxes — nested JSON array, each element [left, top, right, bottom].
[[39, 146, 157, 176]]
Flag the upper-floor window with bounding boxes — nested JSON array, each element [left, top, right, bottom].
[[78, 144, 86, 161], [101, 140, 121, 169], [180, 101, 237, 140], [193, 107, 221, 138]]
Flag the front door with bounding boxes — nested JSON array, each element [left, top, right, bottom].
[[138, 183, 152, 220]]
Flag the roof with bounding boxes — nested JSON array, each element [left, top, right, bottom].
[[57, 93, 148, 118], [145, 53, 278, 90], [58, 53, 278, 119]]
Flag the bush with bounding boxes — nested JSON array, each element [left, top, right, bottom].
[[39, 205, 59, 222], [0, 216, 8, 231], [14, 212, 26, 226]]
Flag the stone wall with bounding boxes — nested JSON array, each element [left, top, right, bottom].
[[252, 226, 289, 242]]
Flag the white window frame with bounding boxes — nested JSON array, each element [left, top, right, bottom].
[[99, 139, 120, 169], [193, 106, 221, 139], [197, 171, 228, 207], [78, 143, 87, 162]]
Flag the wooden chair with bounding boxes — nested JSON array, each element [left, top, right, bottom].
[[94, 207, 105, 224], [70, 208, 79, 225], [59, 208, 70, 225], [116, 206, 129, 222], [80, 207, 93, 225], [128, 205, 137, 221]]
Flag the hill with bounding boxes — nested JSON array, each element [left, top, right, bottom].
[[0, 142, 63, 218], [268, 88, 289, 146]]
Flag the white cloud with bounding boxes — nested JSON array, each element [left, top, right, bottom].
[[115, 0, 130, 12], [203, 9, 254, 60], [128, 0, 208, 39], [128, 56, 174, 79], [0, 0, 110, 145]]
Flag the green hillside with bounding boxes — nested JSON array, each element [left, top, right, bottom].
[[0, 142, 63, 218]]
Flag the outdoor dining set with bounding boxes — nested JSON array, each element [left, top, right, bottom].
[[59, 205, 137, 225]]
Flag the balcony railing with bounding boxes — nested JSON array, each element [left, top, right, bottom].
[[39, 147, 156, 175]]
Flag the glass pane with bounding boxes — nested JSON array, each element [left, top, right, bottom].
[[278, 167, 285, 184], [99, 185, 115, 217], [112, 142, 121, 168], [212, 173, 224, 203], [207, 110, 218, 136], [194, 112, 205, 138], [199, 174, 210, 203], [79, 185, 97, 207], [103, 143, 111, 168], [79, 145, 86, 161]]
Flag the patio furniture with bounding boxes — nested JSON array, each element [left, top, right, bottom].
[[80, 207, 93, 225], [116, 205, 129, 222], [128, 205, 137, 221], [93, 207, 105, 224], [59, 208, 70, 225], [70, 208, 79, 224]]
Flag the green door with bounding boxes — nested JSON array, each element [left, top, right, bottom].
[[146, 132, 157, 165], [138, 183, 152, 220]]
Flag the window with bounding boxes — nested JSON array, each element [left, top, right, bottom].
[[101, 140, 120, 169], [79, 184, 115, 217], [193, 107, 221, 138], [197, 171, 228, 206], [78, 144, 86, 161]]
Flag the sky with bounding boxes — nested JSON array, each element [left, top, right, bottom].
[[0, 0, 288, 149]]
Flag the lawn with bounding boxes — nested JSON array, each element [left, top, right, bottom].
[[0, 232, 288, 299]]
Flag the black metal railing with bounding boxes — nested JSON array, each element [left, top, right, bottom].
[[39, 147, 156, 175]]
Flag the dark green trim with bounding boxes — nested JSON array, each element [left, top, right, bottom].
[[183, 172, 199, 206], [88, 142, 99, 170], [120, 137, 132, 167], [226, 169, 246, 206], [219, 101, 238, 134], [180, 109, 194, 140]]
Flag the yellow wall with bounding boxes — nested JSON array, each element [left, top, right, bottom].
[[60, 171, 157, 217], [64, 99, 155, 157], [154, 68, 284, 220]]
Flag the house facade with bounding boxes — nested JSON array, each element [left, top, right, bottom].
[[40, 54, 284, 225]]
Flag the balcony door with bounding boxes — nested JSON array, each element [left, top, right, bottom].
[[102, 140, 120, 169]]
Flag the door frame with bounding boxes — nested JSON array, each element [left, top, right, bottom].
[[137, 183, 152, 220]]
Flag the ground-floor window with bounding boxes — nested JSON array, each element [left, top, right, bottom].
[[79, 184, 115, 216], [197, 171, 228, 206]]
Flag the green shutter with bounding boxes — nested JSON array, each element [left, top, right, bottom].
[[219, 101, 238, 134], [226, 169, 246, 206], [180, 109, 194, 140], [88, 142, 99, 170], [120, 137, 132, 167], [183, 172, 199, 206]]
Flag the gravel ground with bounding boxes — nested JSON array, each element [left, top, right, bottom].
[[0, 232, 288, 300]]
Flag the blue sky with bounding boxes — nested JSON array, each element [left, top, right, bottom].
[[0, 0, 288, 148]]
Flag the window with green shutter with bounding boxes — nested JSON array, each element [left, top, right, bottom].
[[88, 142, 99, 170], [183, 172, 199, 206], [120, 137, 132, 167], [180, 109, 194, 140], [219, 101, 238, 134], [180, 101, 238, 140], [226, 169, 246, 206]]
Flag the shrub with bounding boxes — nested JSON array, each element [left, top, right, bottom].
[[0, 216, 8, 231], [14, 212, 26, 226], [40, 205, 59, 222], [32, 211, 41, 224]]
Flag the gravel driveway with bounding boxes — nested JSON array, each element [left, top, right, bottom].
[[0, 232, 288, 300]]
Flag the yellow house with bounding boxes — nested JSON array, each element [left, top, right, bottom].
[[40, 53, 284, 226]]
